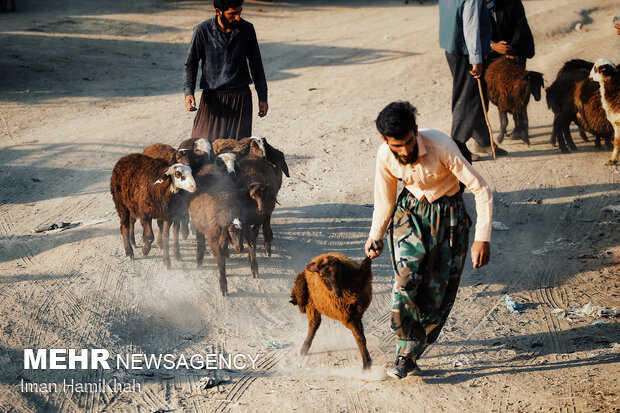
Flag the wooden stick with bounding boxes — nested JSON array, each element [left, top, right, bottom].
[[476, 77, 496, 160]]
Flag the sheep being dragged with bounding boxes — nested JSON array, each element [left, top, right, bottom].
[[110, 153, 196, 269], [290, 253, 373, 370], [590, 59, 620, 165], [189, 163, 245, 296], [485, 57, 544, 145], [237, 155, 281, 278]]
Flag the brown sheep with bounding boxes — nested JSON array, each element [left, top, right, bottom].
[[213, 136, 290, 180], [237, 155, 281, 277], [485, 57, 544, 145], [189, 164, 245, 296], [574, 78, 614, 150], [142, 143, 202, 252], [290, 253, 373, 370], [110, 154, 196, 269], [177, 138, 215, 171], [590, 59, 620, 165]]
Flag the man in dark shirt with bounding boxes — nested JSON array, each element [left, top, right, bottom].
[[183, 0, 268, 141], [486, 0, 535, 67]]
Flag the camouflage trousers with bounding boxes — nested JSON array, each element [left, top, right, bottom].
[[387, 189, 471, 359]]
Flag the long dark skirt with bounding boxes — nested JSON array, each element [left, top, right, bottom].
[[191, 86, 252, 141], [445, 51, 491, 147]]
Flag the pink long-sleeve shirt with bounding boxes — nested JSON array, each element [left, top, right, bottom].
[[369, 128, 493, 242]]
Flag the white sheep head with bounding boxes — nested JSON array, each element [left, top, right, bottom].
[[249, 135, 266, 157], [590, 58, 617, 82], [217, 153, 238, 176], [165, 163, 196, 193], [194, 138, 215, 163]]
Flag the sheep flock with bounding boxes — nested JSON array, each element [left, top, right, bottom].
[[485, 56, 619, 166], [110, 135, 289, 296]]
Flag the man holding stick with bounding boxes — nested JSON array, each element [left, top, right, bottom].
[[439, 0, 507, 160], [365, 101, 493, 378]]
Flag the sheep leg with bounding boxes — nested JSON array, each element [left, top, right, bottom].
[[208, 231, 228, 296], [156, 219, 164, 250], [576, 122, 589, 143], [119, 214, 134, 260], [162, 219, 172, 269], [245, 225, 260, 278], [563, 122, 578, 151], [263, 216, 274, 257], [141, 218, 154, 256], [605, 134, 614, 150], [217, 244, 228, 296], [553, 117, 569, 153], [550, 115, 558, 147], [345, 318, 372, 370], [497, 111, 508, 143], [172, 220, 181, 260], [196, 231, 206, 267], [516, 112, 529, 145], [180, 213, 190, 240], [129, 217, 137, 247], [300, 308, 321, 355], [523, 110, 530, 138]]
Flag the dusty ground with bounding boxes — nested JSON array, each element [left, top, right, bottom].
[[1, 0, 619, 412]]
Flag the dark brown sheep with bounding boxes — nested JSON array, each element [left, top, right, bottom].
[[546, 59, 615, 153], [142, 143, 202, 251], [546, 59, 595, 152], [189, 164, 245, 296], [591, 59, 620, 165], [574, 78, 614, 150], [110, 153, 196, 268], [290, 253, 373, 370], [213, 136, 290, 180], [237, 155, 281, 278], [485, 57, 544, 145], [177, 138, 215, 171]]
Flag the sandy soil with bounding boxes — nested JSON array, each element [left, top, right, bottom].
[[0, 0, 619, 411]]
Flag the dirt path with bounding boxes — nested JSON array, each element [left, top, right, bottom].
[[1, 0, 619, 412]]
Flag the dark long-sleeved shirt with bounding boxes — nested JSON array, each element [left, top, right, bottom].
[[182, 17, 268, 102]]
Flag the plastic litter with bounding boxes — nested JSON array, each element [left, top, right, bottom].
[[504, 295, 525, 314], [552, 302, 619, 321], [602, 205, 620, 213], [492, 221, 510, 231], [265, 341, 291, 349], [33, 218, 110, 233], [591, 321, 610, 327], [199, 377, 226, 389]]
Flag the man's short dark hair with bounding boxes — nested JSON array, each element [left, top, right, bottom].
[[214, 0, 243, 10], [375, 101, 418, 140]]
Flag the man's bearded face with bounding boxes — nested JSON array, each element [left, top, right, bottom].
[[384, 129, 418, 165]]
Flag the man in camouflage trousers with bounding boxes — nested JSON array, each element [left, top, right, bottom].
[[365, 101, 493, 378]]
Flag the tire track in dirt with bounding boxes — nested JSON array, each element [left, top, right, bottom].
[[213, 348, 290, 413]]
